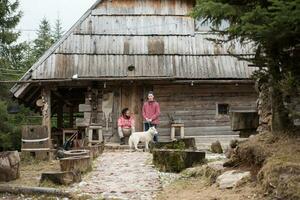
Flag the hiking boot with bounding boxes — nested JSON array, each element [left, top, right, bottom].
[[120, 137, 125, 145]]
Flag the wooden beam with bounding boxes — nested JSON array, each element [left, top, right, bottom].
[[52, 91, 73, 107], [41, 88, 51, 147]]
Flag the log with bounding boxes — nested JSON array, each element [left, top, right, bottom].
[[40, 171, 81, 185], [152, 149, 205, 172], [0, 151, 20, 182], [60, 156, 92, 173], [0, 185, 73, 198]]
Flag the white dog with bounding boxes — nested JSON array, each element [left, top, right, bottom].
[[129, 126, 158, 151]]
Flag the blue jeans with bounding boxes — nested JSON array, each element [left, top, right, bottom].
[[144, 122, 158, 142]]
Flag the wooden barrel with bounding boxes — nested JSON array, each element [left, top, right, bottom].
[[21, 125, 51, 160]]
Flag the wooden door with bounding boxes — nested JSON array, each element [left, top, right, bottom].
[[121, 85, 144, 132]]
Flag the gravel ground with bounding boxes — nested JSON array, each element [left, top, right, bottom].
[[69, 151, 165, 200]]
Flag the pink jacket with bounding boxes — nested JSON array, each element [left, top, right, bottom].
[[142, 101, 160, 125], [118, 116, 135, 129]]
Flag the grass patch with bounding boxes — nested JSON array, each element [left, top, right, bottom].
[[224, 131, 300, 200]]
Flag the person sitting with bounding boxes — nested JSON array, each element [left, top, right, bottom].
[[118, 108, 135, 145]]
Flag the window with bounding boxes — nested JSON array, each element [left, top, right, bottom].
[[218, 104, 229, 115], [92, 129, 99, 140]]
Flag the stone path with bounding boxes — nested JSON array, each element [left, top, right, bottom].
[[70, 151, 161, 200]]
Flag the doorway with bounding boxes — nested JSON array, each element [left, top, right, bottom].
[[121, 85, 144, 132]]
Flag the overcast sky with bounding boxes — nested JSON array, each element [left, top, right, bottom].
[[17, 0, 96, 41]]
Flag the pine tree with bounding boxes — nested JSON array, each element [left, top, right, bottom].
[[53, 17, 63, 42], [0, 0, 37, 151], [32, 17, 54, 59], [0, 0, 23, 72], [192, 0, 300, 134]]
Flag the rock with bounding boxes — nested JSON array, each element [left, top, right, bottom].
[[78, 181, 87, 187], [216, 170, 250, 189], [207, 161, 225, 171], [211, 141, 223, 154], [0, 151, 20, 182], [181, 161, 225, 184]]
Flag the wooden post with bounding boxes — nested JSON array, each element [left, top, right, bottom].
[[57, 100, 63, 129], [180, 126, 185, 139], [171, 127, 175, 140], [41, 88, 51, 148]]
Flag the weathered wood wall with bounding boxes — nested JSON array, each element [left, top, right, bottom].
[[29, 0, 255, 80], [153, 83, 257, 139]]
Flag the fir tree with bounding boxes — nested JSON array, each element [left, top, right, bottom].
[[32, 17, 54, 59], [0, 0, 23, 72], [192, 0, 300, 134], [53, 17, 63, 42]]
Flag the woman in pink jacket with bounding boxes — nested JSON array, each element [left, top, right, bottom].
[[142, 91, 160, 142], [118, 108, 135, 145]]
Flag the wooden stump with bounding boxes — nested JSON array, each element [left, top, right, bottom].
[[40, 171, 81, 185], [60, 156, 92, 173], [63, 150, 90, 158], [0, 151, 20, 182], [76, 143, 104, 159], [87, 144, 104, 159], [150, 138, 197, 151], [152, 149, 205, 172]]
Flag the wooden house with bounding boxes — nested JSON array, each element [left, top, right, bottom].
[[11, 0, 258, 149]]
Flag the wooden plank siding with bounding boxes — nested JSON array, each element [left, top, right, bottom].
[[55, 34, 254, 55], [32, 55, 254, 79], [153, 84, 257, 137], [74, 16, 195, 36], [94, 0, 195, 16]]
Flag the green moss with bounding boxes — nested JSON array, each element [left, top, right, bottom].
[[153, 150, 187, 172]]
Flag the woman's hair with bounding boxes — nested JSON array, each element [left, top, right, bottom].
[[121, 108, 129, 116], [148, 91, 154, 96]]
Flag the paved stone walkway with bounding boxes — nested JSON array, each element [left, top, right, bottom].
[[70, 151, 161, 200]]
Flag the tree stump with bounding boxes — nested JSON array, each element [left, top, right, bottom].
[[60, 156, 92, 173], [0, 151, 20, 182], [63, 150, 90, 158], [152, 149, 205, 172], [40, 171, 81, 185]]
